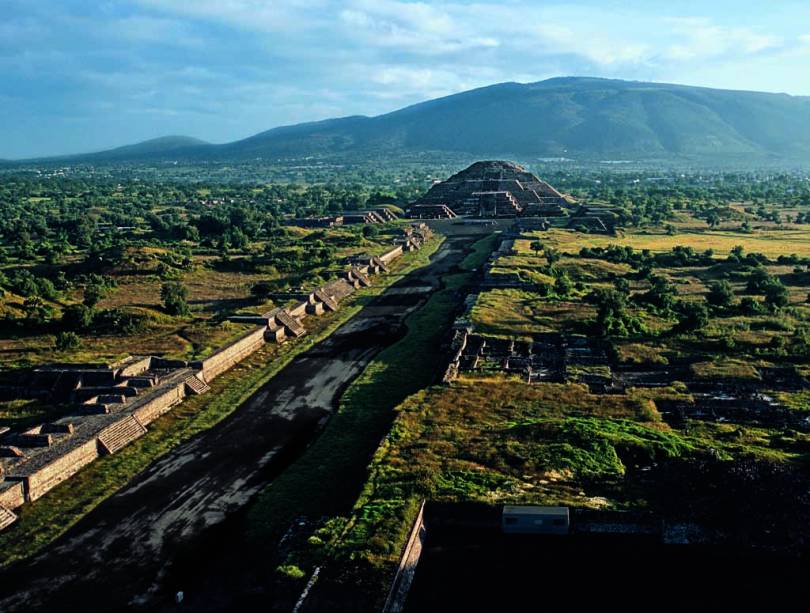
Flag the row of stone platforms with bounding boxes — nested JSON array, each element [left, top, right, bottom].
[[0, 225, 433, 530]]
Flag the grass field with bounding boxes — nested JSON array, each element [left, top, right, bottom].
[[520, 226, 810, 258], [320, 372, 810, 601]]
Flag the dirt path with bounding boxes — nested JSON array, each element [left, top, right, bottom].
[[0, 235, 478, 613]]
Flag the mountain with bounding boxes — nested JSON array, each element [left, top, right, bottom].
[[21, 78, 810, 163], [43, 135, 210, 162]]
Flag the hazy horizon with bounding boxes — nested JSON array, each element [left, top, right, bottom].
[[3, 0, 810, 158]]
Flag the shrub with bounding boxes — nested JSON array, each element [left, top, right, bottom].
[[61, 304, 94, 331], [276, 564, 306, 580], [160, 281, 190, 316], [55, 331, 81, 351]]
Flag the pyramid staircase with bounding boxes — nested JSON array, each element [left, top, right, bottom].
[[350, 268, 372, 287], [276, 311, 307, 337], [97, 415, 147, 455], [0, 506, 17, 531], [184, 374, 211, 395], [314, 289, 339, 311]]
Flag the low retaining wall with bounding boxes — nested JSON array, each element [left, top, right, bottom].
[[131, 380, 187, 426], [117, 356, 153, 378], [383, 501, 427, 613], [0, 480, 25, 510], [380, 245, 403, 264], [196, 326, 267, 382], [24, 438, 99, 502], [287, 301, 308, 319]]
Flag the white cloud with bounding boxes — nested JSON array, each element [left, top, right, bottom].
[[664, 17, 782, 61]]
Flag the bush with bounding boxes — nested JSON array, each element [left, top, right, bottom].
[[160, 282, 190, 316], [55, 331, 81, 351], [706, 280, 735, 309], [276, 564, 306, 580], [61, 304, 94, 331]]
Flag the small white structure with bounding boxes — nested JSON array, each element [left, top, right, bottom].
[[502, 505, 569, 535]]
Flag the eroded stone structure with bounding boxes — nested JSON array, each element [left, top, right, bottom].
[[0, 224, 433, 530], [412, 161, 573, 218]]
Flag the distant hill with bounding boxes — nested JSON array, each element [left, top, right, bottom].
[[20, 78, 810, 163], [43, 135, 210, 162]]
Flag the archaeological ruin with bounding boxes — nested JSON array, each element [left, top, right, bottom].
[[0, 224, 433, 530], [410, 160, 574, 218]]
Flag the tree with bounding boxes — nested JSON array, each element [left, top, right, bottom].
[[586, 288, 645, 337], [739, 296, 764, 315], [530, 241, 544, 256], [83, 282, 106, 308], [674, 300, 709, 333], [763, 279, 789, 310], [160, 281, 190, 316], [544, 248, 561, 269], [250, 281, 273, 302], [638, 274, 676, 312], [554, 273, 573, 297], [746, 267, 772, 294], [706, 280, 735, 310], [55, 331, 81, 351], [62, 304, 94, 330], [23, 296, 53, 326]]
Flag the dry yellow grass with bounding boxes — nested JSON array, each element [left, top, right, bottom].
[[521, 227, 810, 258]]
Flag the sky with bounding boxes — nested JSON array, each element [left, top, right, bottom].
[[2, 0, 810, 158]]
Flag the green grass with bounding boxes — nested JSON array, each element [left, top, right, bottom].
[[0, 238, 443, 569]]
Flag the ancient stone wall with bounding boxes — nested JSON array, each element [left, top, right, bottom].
[[287, 301, 308, 319], [0, 229, 431, 529], [117, 356, 154, 378], [196, 326, 267, 383], [0, 480, 25, 510], [24, 438, 99, 502], [131, 380, 187, 426]]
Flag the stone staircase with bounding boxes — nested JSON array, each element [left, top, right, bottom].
[[0, 506, 17, 531], [314, 289, 338, 311], [276, 311, 306, 337], [350, 268, 372, 287], [184, 374, 211, 395], [97, 415, 147, 455]]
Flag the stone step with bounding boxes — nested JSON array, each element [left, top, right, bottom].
[[349, 268, 372, 287], [0, 506, 17, 531], [97, 415, 147, 455], [184, 374, 211, 395], [276, 311, 306, 337], [314, 288, 339, 311]]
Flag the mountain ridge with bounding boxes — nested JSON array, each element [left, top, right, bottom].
[[11, 77, 810, 163]]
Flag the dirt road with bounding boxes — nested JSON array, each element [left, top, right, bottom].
[[0, 234, 479, 612]]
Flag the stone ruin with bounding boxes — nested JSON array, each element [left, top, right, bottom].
[[410, 161, 574, 219], [444, 325, 809, 432], [0, 225, 434, 531], [285, 207, 399, 228]]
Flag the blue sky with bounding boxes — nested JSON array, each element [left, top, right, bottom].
[[2, 0, 810, 158]]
